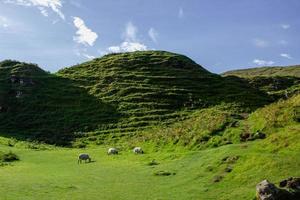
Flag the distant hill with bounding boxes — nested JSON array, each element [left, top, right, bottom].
[[0, 51, 271, 145], [222, 65, 300, 78], [222, 65, 300, 99]]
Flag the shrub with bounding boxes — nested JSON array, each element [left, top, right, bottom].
[[0, 151, 19, 162]]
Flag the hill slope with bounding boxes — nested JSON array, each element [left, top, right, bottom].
[[222, 65, 300, 78], [0, 51, 271, 145], [223, 65, 300, 99], [0, 91, 299, 199]]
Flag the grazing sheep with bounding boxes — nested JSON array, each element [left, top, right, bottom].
[[107, 147, 118, 155], [133, 147, 144, 154], [78, 153, 91, 164]]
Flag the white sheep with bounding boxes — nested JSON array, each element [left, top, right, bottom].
[[133, 147, 144, 154], [107, 147, 118, 155]]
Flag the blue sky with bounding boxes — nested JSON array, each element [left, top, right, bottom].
[[0, 0, 299, 73]]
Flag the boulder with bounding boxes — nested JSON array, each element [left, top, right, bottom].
[[256, 179, 300, 200], [256, 180, 279, 200]]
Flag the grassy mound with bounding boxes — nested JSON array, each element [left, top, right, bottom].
[[0, 51, 271, 145], [223, 65, 300, 99], [123, 93, 300, 151], [222, 65, 300, 78]]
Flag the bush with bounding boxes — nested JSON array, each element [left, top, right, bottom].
[[0, 151, 19, 162]]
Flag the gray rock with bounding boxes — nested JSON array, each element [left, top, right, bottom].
[[256, 180, 279, 200]]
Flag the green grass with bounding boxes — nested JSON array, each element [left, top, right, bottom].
[[0, 53, 299, 199], [0, 51, 271, 145], [222, 65, 300, 99], [222, 65, 300, 78], [0, 126, 299, 200]]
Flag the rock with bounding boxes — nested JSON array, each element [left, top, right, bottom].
[[256, 180, 279, 200], [254, 131, 266, 139], [286, 177, 300, 190], [240, 133, 250, 142], [279, 180, 287, 188], [256, 179, 300, 200], [16, 91, 22, 98]]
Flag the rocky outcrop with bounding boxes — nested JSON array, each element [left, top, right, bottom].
[[256, 178, 300, 200], [256, 180, 279, 200]]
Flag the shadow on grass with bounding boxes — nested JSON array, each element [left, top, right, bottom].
[[0, 62, 121, 146]]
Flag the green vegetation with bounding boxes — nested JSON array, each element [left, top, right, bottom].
[[223, 65, 300, 99], [0, 151, 19, 163], [222, 65, 300, 78], [0, 51, 299, 199], [0, 51, 271, 145], [0, 126, 299, 199]]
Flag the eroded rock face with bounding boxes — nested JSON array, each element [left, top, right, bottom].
[[256, 178, 300, 200], [256, 180, 279, 200]]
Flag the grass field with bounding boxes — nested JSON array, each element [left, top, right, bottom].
[[1, 125, 299, 200], [1, 52, 299, 200]]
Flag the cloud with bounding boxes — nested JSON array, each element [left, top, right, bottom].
[[280, 53, 292, 59], [253, 59, 275, 66], [105, 22, 148, 54], [74, 48, 95, 60], [4, 0, 65, 19], [38, 7, 48, 17], [178, 7, 184, 19], [253, 38, 269, 48], [107, 42, 147, 53], [281, 24, 290, 29], [73, 17, 98, 46], [82, 53, 95, 60], [123, 21, 137, 42], [0, 16, 9, 28], [148, 27, 158, 43]]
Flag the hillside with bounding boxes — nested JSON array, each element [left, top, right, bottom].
[[223, 65, 300, 99], [222, 65, 300, 78], [0, 94, 299, 199], [0, 51, 271, 145]]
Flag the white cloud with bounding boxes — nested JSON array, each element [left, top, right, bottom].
[[178, 7, 184, 19], [82, 53, 95, 60], [253, 38, 269, 48], [73, 17, 98, 46], [123, 21, 137, 42], [148, 27, 158, 43], [253, 59, 275, 66], [105, 21, 148, 54], [281, 24, 290, 29], [108, 42, 147, 53], [280, 53, 292, 59], [74, 48, 95, 60], [38, 7, 48, 17], [4, 0, 65, 19], [0, 16, 9, 28]]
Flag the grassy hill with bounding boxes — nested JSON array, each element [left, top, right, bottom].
[[0, 51, 299, 199], [222, 65, 300, 78], [0, 51, 271, 145], [223, 65, 300, 99], [0, 94, 299, 199]]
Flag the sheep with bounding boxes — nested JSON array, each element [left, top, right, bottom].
[[78, 153, 91, 164], [133, 147, 144, 154], [107, 147, 118, 155]]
